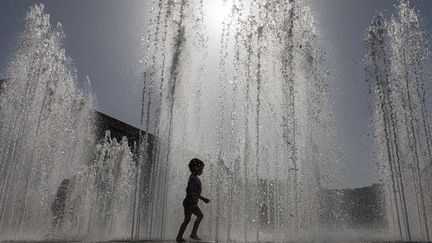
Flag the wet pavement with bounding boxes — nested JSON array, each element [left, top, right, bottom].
[[1, 240, 426, 243]]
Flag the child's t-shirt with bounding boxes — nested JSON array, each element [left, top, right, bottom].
[[183, 174, 202, 207]]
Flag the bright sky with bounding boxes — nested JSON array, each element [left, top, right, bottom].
[[1, 0, 432, 188]]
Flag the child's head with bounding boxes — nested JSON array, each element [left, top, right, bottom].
[[189, 158, 204, 175]]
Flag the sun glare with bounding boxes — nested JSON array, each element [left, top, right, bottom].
[[205, 0, 231, 31]]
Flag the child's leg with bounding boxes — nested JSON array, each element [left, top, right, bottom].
[[190, 206, 203, 237], [177, 207, 193, 240]]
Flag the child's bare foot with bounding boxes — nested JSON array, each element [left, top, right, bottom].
[[176, 237, 186, 242], [190, 234, 202, 240]]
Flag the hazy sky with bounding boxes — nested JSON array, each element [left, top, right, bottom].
[[1, 0, 432, 188]]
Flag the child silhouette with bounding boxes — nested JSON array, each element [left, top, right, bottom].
[[176, 158, 210, 242]]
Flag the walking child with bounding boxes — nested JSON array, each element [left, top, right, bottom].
[[176, 158, 210, 242]]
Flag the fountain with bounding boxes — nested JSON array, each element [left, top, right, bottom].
[[135, 0, 336, 241], [0, 4, 136, 241], [0, 4, 95, 240], [365, 1, 432, 242], [1, 0, 431, 242]]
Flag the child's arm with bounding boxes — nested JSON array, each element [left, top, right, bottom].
[[199, 196, 210, 203]]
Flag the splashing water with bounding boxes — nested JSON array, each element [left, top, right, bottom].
[[137, 0, 337, 241], [0, 4, 95, 240], [0, 4, 137, 241], [365, 1, 432, 242], [6, 0, 430, 242]]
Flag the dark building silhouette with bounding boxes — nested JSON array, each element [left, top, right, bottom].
[[318, 183, 387, 228], [95, 112, 141, 146], [0, 79, 5, 93], [255, 178, 386, 229]]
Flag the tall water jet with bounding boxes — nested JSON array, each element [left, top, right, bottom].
[[83, 132, 136, 240], [47, 131, 137, 240], [135, 0, 209, 239], [138, 0, 336, 241], [0, 1, 340, 242], [0, 4, 95, 240], [0, 5, 138, 241], [365, 1, 432, 241]]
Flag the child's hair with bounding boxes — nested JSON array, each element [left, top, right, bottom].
[[188, 158, 204, 172]]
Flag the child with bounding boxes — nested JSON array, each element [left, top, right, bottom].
[[176, 158, 210, 242]]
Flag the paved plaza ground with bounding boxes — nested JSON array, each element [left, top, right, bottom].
[[2, 240, 429, 243]]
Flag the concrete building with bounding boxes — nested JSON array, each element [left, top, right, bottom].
[[318, 183, 387, 228]]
